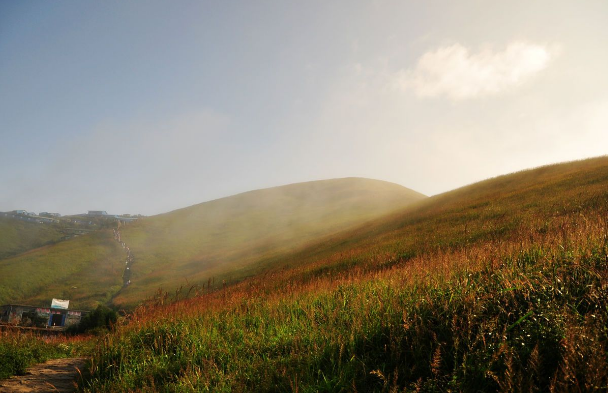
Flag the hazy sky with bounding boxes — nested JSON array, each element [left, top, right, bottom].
[[2, 1, 607, 215]]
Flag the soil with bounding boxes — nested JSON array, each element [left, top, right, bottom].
[[0, 358, 88, 393]]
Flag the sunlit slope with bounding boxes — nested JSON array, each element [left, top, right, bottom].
[[115, 178, 425, 305], [262, 156, 608, 279], [0, 231, 124, 309], [87, 157, 608, 391], [0, 217, 64, 259]]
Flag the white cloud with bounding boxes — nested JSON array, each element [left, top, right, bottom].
[[395, 41, 558, 100]]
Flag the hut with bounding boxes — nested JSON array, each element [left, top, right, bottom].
[[0, 303, 88, 329]]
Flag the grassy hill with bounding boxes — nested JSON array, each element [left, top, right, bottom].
[[0, 215, 129, 309], [255, 156, 608, 279], [84, 156, 608, 392], [0, 178, 424, 309], [0, 216, 65, 259], [0, 213, 119, 261], [114, 178, 425, 306], [0, 231, 125, 309]]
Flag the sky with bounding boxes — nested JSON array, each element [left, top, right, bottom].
[[1, 1, 607, 216]]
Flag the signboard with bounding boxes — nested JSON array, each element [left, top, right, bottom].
[[36, 308, 51, 317], [51, 298, 69, 309]]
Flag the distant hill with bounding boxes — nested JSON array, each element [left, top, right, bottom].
[[0, 231, 125, 309], [0, 216, 64, 259], [114, 178, 425, 306], [0, 178, 425, 308], [0, 214, 122, 261]]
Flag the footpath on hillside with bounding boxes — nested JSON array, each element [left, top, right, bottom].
[[107, 224, 136, 306], [113, 227, 134, 287], [0, 358, 88, 393]]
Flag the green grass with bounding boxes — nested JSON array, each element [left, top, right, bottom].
[[81, 156, 608, 391], [0, 330, 90, 380], [0, 214, 115, 260], [0, 216, 64, 259], [0, 231, 125, 309]]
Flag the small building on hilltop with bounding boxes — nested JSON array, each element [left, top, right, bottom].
[[116, 215, 138, 223], [0, 303, 88, 329], [40, 212, 61, 217], [88, 210, 108, 216]]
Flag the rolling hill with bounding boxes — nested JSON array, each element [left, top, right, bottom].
[[0, 231, 125, 309], [253, 156, 608, 280], [85, 156, 608, 392], [0, 214, 119, 260], [0, 177, 425, 309], [114, 177, 426, 306]]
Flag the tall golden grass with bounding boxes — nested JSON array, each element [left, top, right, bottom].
[[84, 158, 608, 391]]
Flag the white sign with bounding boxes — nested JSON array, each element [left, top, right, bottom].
[[51, 298, 69, 309]]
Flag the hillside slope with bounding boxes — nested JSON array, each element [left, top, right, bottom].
[[87, 156, 608, 392], [114, 178, 425, 306], [0, 216, 64, 259], [0, 231, 125, 309], [0, 178, 424, 308], [259, 156, 608, 278]]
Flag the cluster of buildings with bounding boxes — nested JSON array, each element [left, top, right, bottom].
[[0, 299, 88, 330], [12, 210, 61, 217], [0, 210, 142, 224], [0, 210, 61, 223], [87, 210, 140, 222]]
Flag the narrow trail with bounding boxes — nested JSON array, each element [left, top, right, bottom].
[[0, 358, 88, 393], [113, 226, 134, 288], [105, 224, 139, 308]]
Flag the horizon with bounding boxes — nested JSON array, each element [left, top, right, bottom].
[[2, 1, 607, 215], [3, 155, 604, 218]]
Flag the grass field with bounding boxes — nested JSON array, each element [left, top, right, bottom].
[[0, 231, 125, 309], [79, 156, 608, 391], [0, 214, 114, 260], [0, 216, 64, 260]]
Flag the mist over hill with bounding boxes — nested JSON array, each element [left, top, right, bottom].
[[0, 177, 425, 308], [114, 177, 425, 306], [4, 154, 607, 312]]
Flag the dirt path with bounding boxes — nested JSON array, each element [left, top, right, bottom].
[[0, 358, 88, 393]]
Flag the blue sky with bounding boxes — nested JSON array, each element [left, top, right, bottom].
[[2, 1, 607, 215]]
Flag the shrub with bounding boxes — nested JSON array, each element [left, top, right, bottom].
[[70, 305, 117, 334]]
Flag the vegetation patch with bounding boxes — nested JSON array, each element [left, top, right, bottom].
[[3, 158, 608, 391], [85, 211, 608, 391], [0, 330, 89, 380]]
